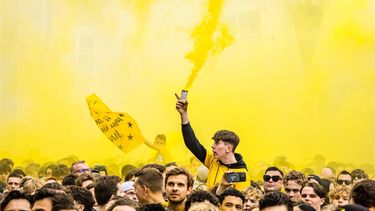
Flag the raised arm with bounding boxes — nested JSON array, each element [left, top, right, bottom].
[[175, 94, 207, 163]]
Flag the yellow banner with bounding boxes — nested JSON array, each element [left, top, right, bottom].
[[86, 94, 145, 153]]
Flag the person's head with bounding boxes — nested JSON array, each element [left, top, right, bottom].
[[243, 187, 263, 211], [65, 186, 95, 211], [154, 134, 166, 146], [320, 167, 335, 180], [307, 175, 321, 185], [19, 176, 40, 195], [75, 173, 94, 188], [121, 165, 137, 180], [337, 170, 352, 189], [263, 167, 284, 193], [320, 178, 334, 194], [165, 162, 178, 173], [328, 186, 350, 209], [137, 203, 165, 211], [12, 169, 26, 178], [300, 183, 326, 211], [0, 164, 12, 183], [219, 188, 245, 211], [0, 190, 32, 211], [70, 161, 91, 176], [51, 164, 69, 182], [124, 169, 139, 182], [350, 179, 375, 209], [350, 169, 368, 185], [93, 165, 108, 176], [335, 204, 369, 211], [94, 175, 121, 206], [187, 201, 219, 211], [258, 191, 293, 211], [61, 174, 77, 187], [185, 190, 220, 211], [211, 130, 240, 160], [105, 198, 138, 211], [32, 188, 75, 211], [134, 168, 163, 205], [141, 164, 166, 174], [7, 173, 22, 191], [283, 170, 306, 206], [119, 181, 138, 202], [165, 167, 194, 205]]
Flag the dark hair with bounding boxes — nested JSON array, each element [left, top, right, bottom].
[[121, 165, 137, 179], [335, 204, 369, 211], [0, 164, 12, 174], [301, 183, 326, 199], [94, 175, 121, 205], [350, 179, 375, 208], [165, 167, 194, 188], [138, 203, 165, 211], [184, 190, 220, 211], [33, 188, 75, 211], [11, 169, 26, 177], [212, 130, 240, 152], [106, 198, 139, 211], [141, 164, 166, 174], [320, 178, 333, 194], [337, 170, 352, 180], [62, 174, 77, 186], [219, 188, 245, 205], [307, 174, 321, 185], [42, 182, 64, 190], [283, 170, 306, 187], [0, 190, 32, 211], [93, 165, 108, 175], [52, 164, 69, 179], [7, 172, 22, 181], [259, 191, 293, 211], [135, 168, 163, 193], [165, 162, 177, 168], [297, 204, 316, 211], [155, 134, 166, 142], [351, 169, 368, 180], [65, 186, 95, 211], [125, 169, 140, 182], [75, 173, 94, 187], [264, 167, 284, 177]]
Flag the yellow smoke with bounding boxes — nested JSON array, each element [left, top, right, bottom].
[[0, 0, 374, 179], [184, 0, 234, 90]]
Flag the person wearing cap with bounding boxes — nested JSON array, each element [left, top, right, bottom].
[[175, 96, 249, 191], [119, 181, 138, 202]]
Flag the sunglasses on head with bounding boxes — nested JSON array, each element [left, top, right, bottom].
[[263, 175, 282, 182], [353, 175, 365, 180], [337, 179, 352, 185]]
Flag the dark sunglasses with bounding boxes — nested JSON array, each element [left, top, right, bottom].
[[263, 175, 282, 182], [353, 175, 365, 180], [337, 179, 352, 185]]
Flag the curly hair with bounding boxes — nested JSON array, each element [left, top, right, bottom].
[[283, 170, 306, 187]]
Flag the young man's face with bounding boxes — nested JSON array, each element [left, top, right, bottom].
[[220, 195, 243, 211], [337, 174, 352, 189], [165, 174, 192, 204], [212, 140, 231, 160], [133, 181, 147, 205], [301, 187, 324, 211], [331, 193, 349, 209], [8, 177, 21, 190], [263, 171, 283, 192], [154, 138, 166, 146], [284, 180, 303, 205], [4, 199, 31, 211]]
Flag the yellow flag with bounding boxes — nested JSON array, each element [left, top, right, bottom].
[[86, 94, 145, 153]]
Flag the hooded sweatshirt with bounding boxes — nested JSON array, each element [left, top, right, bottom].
[[182, 123, 249, 191]]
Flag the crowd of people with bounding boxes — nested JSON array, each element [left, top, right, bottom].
[[0, 99, 374, 211]]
